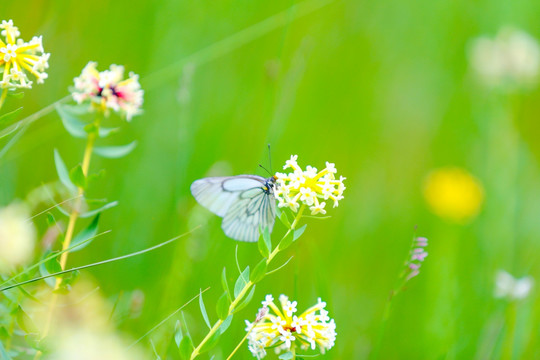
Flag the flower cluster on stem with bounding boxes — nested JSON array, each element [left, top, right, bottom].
[[71, 61, 143, 121], [275, 155, 346, 215], [0, 19, 49, 90], [245, 294, 337, 358]]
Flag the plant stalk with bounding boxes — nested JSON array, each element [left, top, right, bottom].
[[190, 205, 305, 359]]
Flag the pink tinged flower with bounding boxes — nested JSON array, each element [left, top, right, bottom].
[[415, 237, 428, 247], [411, 248, 428, 261]]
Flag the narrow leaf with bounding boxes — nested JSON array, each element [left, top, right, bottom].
[[0, 341, 12, 360], [293, 224, 307, 241], [178, 336, 193, 360], [232, 285, 256, 314], [221, 267, 232, 301], [250, 259, 268, 283], [216, 292, 230, 320], [54, 149, 76, 192], [94, 141, 137, 158], [99, 127, 120, 138], [199, 289, 211, 329], [279, 210, 291, 228], [174, 320, 183, 348], [258, 227, 270, 258], [279, 351, 294, 360], [198, 331, 220, 354], [56, 104, 87, 138], [219, 314, 233, 334], [79, 200, 118, 218], [278, 231, 294, 251], [69, 164, 86, 189], [0, 107, 22, 127], [234, 266, 250, 299], [16, 306, 39, 334], [70, 214, 100, 252]]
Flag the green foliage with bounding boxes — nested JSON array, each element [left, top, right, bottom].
[[53, 149, 76, 192], [94, 141, 137, 158], [250, 258, 268, 283], [0, 107, 22, 128], [216, 292, 230, 320], [198, 289, 211, 329], [233, 266, 250, 299], [258, 226, 272, 258]]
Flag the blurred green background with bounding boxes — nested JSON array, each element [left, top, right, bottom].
[[2, 0, 540, 358]]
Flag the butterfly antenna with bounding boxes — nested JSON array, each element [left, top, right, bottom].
[[267, 144, 273, 174], [259, 164, 271, 176]]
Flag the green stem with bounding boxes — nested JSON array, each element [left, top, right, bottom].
[[37, 116, 101, 347], [190, 205, 305, 359], [502, 302, 517, 360], [0, 89, 7, 111]]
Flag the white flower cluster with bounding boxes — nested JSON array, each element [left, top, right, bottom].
[[0, 19, 50, 89], [469, 27, 540, 89], [495, 270, 533, 300], [0, 203, 36, 273], [71, 61, 144, 121], [274, 155, 346, 215], [245, 294, 337, 358]]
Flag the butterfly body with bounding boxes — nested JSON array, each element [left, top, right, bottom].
[[191, 175, 277, 242]]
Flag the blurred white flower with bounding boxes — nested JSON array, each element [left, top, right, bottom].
[[0, 19, 50, 89], [49, 329, 145, 360], [494, 270, 533, 300], [469, 27, 540, 89], [71, 61, 144, 121], [0, 202, 36, 273]]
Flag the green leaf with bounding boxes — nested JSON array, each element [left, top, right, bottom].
[[198, 331, 220, 354], [216, 292, 230, 320], [219, 314, 233, 334], [279, 210, 291, 228], [0, 340, 13, 360], [79, 200, 118, 218], [70, 215, 100, 252], [9, 92, 24, 99], [258, 226, 271, 258], [39, 254, 62, 288], [178, 336, 193, 360], [54, 149, 77, 192], [69, 164, 86, 189], [0, 107, 22, 127], [94, 141, 137, 158], [221, 267, 232, 302], [234, 266, 250, 299], [99, 127, 120, 138], [232, 285, 256, 314], [16, 306, 39, 334], [199, 289, 211, 329], [56, 104, 87, 138], [174, 320, 183, 348], [278, 231, 294, 251], [293, 224, 307, 241], [279, 351, 294, 360], [250, 259, 268, 283]]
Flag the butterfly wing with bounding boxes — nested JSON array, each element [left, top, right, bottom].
[[191, 175, 276, 242], [222, 188, 276, 242], [190, 176, 266, 217]]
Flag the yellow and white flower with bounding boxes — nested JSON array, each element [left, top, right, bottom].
[[0, 19, 50, 89], [0, 202, 36, 273], [71, 62, 144, 121], [275, 155, 345, 215], [245, 294, 337, 358]]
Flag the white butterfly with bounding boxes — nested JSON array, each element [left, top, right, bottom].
[[191, 175, 277, 242]]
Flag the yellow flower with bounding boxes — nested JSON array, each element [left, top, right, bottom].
[[423, 167, 484, 223], [275, 155, 345, 215], [245, 294, 337, 358], [0, 19, 50, 89]]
